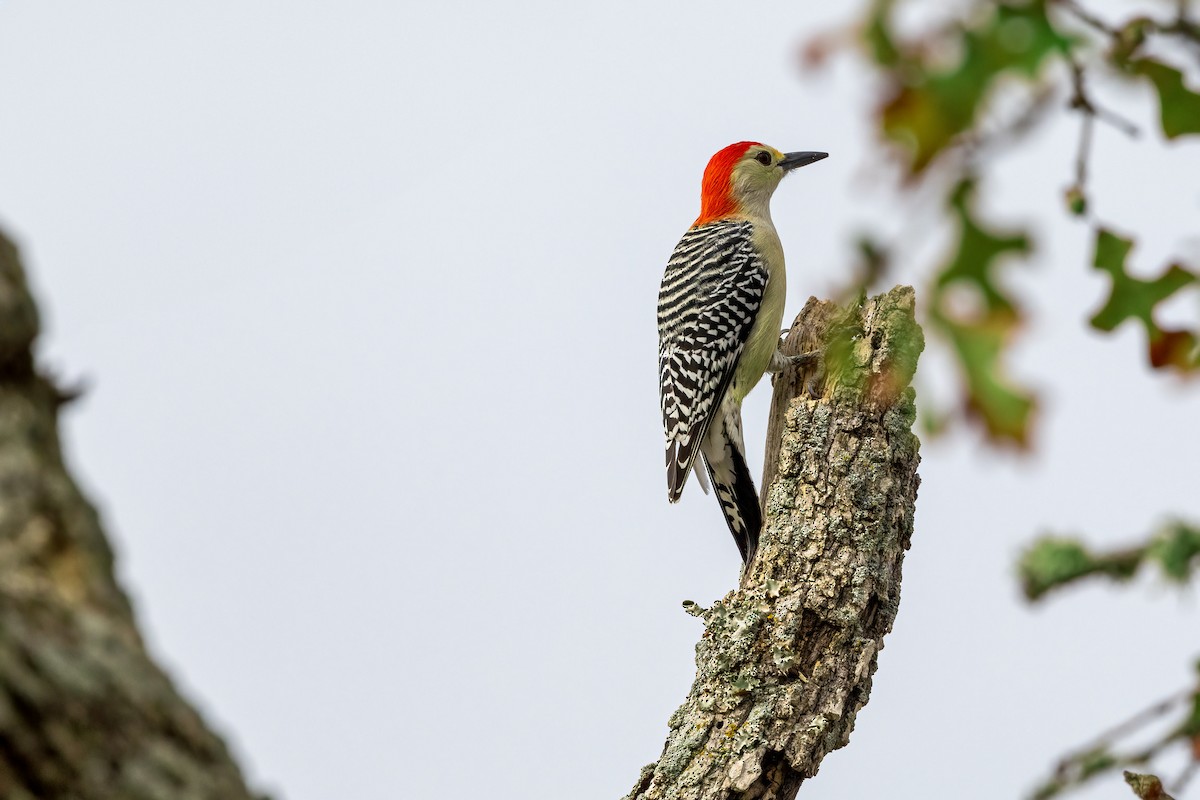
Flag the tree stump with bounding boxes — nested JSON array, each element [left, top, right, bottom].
[[627, 287, 923, 800]]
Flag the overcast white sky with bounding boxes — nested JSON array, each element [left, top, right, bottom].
[[1, 1, 1198, 798]]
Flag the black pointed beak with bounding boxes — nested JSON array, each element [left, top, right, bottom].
[[779, 151, 829, 171]]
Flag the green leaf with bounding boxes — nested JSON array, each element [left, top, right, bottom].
[[1018, 537, 1142, 601], [1127, 58, 1200, 139], [936, 313, 1036, 443], [1145, 522, 1200, 583], [1019, 520, 1200, 601], [863, 0, 900, 67], [938, 180, 1031, 313], [930, 178, 1036, 444], [1089, 228, 1200, 372], [871, 0, 1073, 173]]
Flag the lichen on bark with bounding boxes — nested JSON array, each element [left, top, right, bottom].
[[627, 287, 923, 800]]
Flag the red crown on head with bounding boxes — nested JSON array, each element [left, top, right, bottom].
[[695, 141, 761, 226]]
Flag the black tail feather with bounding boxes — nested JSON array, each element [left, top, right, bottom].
[[727, 441, 762, 563], [702, 418, 763, 564]]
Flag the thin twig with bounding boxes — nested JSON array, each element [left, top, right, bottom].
[[1074, 110, 1094, 189], [1161, 0, 1200, 43], [1067, 59, 1094, 195], [1054, 0, 1117, 35], [1086, 692, 1190, 753], [1093, 106, 1141, 138], [959, 83, 1057, 165], [1066, 54, 1141, 138], [1054, 690, 1191, 777]]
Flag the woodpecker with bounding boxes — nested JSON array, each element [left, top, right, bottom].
[[658, 142, 827, 564]]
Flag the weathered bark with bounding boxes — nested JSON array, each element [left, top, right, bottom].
[[0, 229, 263, 800], [627, 287, 923, 800]]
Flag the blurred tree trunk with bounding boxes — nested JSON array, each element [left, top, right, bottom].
[[0, 229, 263, 800], [626, 287, 923, 800]]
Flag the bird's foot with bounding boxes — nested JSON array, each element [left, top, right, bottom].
[[768, 348, 825, 398], [767, 348, 821, 373]]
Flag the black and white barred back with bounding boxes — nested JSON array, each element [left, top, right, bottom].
[[657, 219, 767, 563]]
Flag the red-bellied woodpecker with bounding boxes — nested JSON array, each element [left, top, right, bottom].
[[658, 142, 827, 564]]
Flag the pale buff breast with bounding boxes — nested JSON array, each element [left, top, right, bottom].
[[729, 218, 787, 403]]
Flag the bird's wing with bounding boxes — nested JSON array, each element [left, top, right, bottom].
[[657, 219, 766, 502]]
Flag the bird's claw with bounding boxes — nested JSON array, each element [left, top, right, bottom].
[[768, 348, 826, 398], [767, 348, 820, 373]]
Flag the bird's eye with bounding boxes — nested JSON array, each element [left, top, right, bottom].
[[755, 151, 772, 166]]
